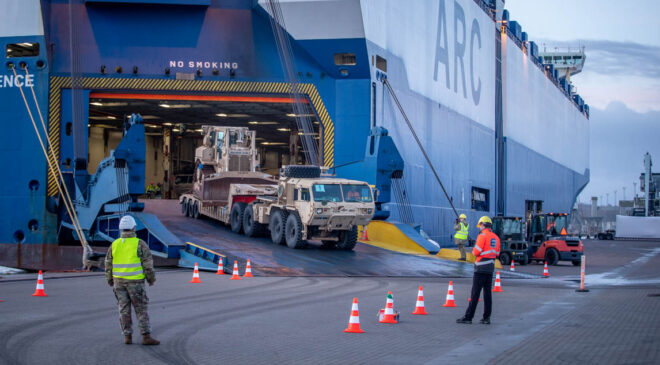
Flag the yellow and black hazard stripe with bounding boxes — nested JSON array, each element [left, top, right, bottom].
[[46, 76, 335, 197]]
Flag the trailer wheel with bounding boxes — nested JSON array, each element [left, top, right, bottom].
[[545, 248, 559, 266], [230, 202, 247, 233], [498, 252, 511, 266], [285, 212, 305, 249], [270, 209, 288, 245], [181, 198, 187, 215], [243, 204, 264, 237], [192, 201, 200, 219], [336, 226, 358, 251]]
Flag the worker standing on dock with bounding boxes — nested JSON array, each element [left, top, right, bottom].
[[105, 215, 160, 346], [454, 214, 469, 261], [456, 216, 501, 325]]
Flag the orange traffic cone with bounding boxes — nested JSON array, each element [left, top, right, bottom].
[[493, 271, 503, 292], [412, 286, 428, 315], [344, 298, 365, 333], [190, 263, 202, 283], [443, 281, 456, 307], [243, 259, 254, 278], [32, 270, 48, 297], [379, 291, 398, 323], [230, 260, 241, 280], [543, 262, 550, 277], [360, 225, 369, 241], [509, 260, 515, 272], [215, 258, 225, 275]]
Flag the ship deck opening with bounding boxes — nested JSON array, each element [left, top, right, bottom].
[[87, 92, 321, 198]]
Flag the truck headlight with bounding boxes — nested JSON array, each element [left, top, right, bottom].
[[316, 208, 323, 214]]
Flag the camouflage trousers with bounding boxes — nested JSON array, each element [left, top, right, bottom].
[[113, 281, 151, 336]]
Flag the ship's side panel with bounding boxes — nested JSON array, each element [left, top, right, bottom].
[[502, 34, 590, 216], [0, 0, 52, 245], [360, 0, 497, 242]]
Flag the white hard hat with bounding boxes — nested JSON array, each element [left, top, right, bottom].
[[119, 215, 137, 230]]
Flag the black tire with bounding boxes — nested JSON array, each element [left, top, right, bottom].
[[572, 260, 581, 266], [597, 233, 604, 240], [336, 226, 358, 251], [498, 252, 511, 266], [230, 202, 247, 233], [270, 209, 288, 245], [285, 212, 305, 249], [181, 198, 187, 215], [192, 201, 200, 219], [243, 204, 265, 237], [546, 248, 559, 266], [606, 233, 614, 240], [518, 253, 529, 265], [281, 165, 321, 178]]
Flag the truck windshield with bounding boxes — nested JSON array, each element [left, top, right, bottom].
[[342, 184, 373, 202], [312, 184, 343, 202], [500, 219, 523, 240], [545, 215, 567, 235]]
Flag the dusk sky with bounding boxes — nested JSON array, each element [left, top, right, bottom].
[[506, 0, 660, 206]]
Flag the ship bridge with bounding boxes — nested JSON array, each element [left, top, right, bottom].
[[538, 46, 586, 82]]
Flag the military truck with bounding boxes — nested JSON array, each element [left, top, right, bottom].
[[245, 165, 376, 250], [180, 126, 375, 251], [491, 216, 529, 265]]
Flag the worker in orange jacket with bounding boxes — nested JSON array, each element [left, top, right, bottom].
[[457, 215, 501, 325]]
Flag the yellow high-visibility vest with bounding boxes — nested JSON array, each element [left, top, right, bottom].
[[454, 222, 469, 240], [111, 237, 145, 280]]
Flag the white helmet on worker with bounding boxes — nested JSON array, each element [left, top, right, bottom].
[[119, 215, 137, 230], [477, 216, 492, 226], [459, 214, 467, 219]]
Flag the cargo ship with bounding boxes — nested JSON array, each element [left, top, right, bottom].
[[0, 0, 589, 266]]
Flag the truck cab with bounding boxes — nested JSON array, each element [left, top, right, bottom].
[[527, 213, 583, 265]]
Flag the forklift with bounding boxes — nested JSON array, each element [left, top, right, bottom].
[[492, 216, 529, 265], [526, 213, 584, 265]]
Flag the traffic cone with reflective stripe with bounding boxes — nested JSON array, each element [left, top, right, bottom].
[[344, 298, 365, 333], [493, 271, 503, 292], [412, 286, 428, 315], [190, 263, 202, 283], [443, 281, 456, 307], [379, 291, 398, 323], [510, 260, 515, 272], [543, 262, 550, 277], [32, 270, 47, 297], [215, 258, 225, 275], [360, 225, 369, 241], [230, 260, 241, 280], [243, 259, 254, 278]]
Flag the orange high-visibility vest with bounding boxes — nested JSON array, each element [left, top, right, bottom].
[[473, 228, 501, 265]]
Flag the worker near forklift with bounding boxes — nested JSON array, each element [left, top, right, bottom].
[[457, 216, 501, 325], [105, 215, 160, 346], [454, 214, 469, 260]]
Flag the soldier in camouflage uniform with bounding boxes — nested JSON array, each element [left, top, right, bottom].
[[105, 215, 160, 345]]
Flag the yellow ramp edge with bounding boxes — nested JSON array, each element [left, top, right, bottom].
[[437, 248, 503, 269], [358, 221, 429, 255]]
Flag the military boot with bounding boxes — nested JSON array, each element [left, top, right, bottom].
[[142, 334, 160, 346], [124, 335, 132, 344]]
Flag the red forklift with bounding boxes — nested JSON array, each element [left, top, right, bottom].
[[526, 213, 583, 265]]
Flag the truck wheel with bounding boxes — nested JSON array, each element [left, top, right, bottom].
[[243, 204, 264, 237], [192, 201, 200, 219], [285, 212, 305, 249], [270, 209, 288, 245], [230, 202, 247, 233], [281, 165, 321, 178], [181, 198, 187, 215], [336, 226, 358, 251], [545, 248, 559, 266], [597, 233, 604, 240], [498, 252, 511, 266]]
